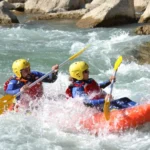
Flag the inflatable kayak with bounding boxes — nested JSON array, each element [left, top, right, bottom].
[[79, 103, 150, 133], [2, 98, 150, 134]]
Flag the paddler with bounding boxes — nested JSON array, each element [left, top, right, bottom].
[[4, 58, 59, 110], [66, 61, 137, 111]]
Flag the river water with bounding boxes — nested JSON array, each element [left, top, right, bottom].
[[0, 15, 150, 150]]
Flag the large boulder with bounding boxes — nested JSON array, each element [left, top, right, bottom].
[[138, 1, 150, 23], [134, 0, 149, 12], [76, 0, 136, 28], [85, 0, 105, 10], [0, 2, 19, 25], [25, 0, 91, 13], [135, 25, 150, 35]]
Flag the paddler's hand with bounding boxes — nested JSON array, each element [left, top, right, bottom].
[[105, 94, 113, 101], [20, 84, 30, 92], [52, 64, 59, 72], [109, 76, 116, 83]]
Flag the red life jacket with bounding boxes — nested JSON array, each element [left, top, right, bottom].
[[66, 79, 106, 100], [26, 82, 43, 99], [66, 85, 73, 99], [4, 75, 43, 99]]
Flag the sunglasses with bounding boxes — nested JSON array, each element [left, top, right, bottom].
[[83, 70, 89, 73], [21, 67, 30, 73]]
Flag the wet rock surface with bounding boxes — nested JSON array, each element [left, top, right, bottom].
[[135, 42, 150, 64], [135, 25, 150, 35]]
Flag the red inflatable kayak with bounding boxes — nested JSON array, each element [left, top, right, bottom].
[[79, 103, 150, 133]]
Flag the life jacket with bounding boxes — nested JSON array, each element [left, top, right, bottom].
[[4, 74, 43, 99], [3, 76, 14, 91], [66, 84, 74, 99], [66, 79, 106, 100], [26, 82, 43, 99]]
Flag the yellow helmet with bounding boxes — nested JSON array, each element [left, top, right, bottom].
[[69, 61, 89, 80], [12, 59, 30, 78]]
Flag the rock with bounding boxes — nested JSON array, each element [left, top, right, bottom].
[[135, 42, 150, 64], [0, 1, 15, 10], [5, 0, 26, 3], [135, 25, 150, 35], [11, 10, 24, 15], [25, 0, 91, 13], [76, 0, 136, 28], [138, 1, 150, 23], [134, 0, 149, 12], [0, 1, 24, 11], [12, 3, 24, 11], [85, 0, 105, 10], [29, 9, 87, 21], [0, 1, 19, 25]]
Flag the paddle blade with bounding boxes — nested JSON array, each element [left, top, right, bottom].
[[69, 45, 90, 61], [0, 95, 16, 114], [104, 99, 110, 120], [114, 56, 123, 71]]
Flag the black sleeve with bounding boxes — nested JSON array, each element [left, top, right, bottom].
[[42, 71, 58, 83], [99, 80, 111, 89]]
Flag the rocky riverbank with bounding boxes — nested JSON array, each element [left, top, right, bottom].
[[0, 0, 150, 27], [0, 0, 149, 64]]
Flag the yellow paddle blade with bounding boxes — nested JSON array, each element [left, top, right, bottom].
[[0, 95, 16, 114], [104, 99, 110, 120], [69, 45, 90, 61], [114, 56, 123, 71], [104, 56, 123, 121]]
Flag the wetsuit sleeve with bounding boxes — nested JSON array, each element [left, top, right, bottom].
[[42, 72, 58, 83], [5, 80, 20, 95], [84, 98, 104, 106], [32, 71, 58, 83], [98, 80, 111, 89], [72, 87, 104, 106]]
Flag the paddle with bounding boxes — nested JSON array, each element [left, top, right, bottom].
[[104, 56, 123, 120], [0, 45, 90, 114]]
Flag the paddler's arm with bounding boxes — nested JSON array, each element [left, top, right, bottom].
[[99, 76, 116, 89], [72, 87, 104, 106], [99, 80, 111, 88], [39, 64, 59, 83], [32, 64, 59, 83], [84, 94, 113, 107], [42, 71, 58, 83], [5, 80, 21, 100], [5, 88, 20, 95], [83, 98, 104, 107]]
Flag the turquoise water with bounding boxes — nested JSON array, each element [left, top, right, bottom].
[[0, 16, 150, 150]]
